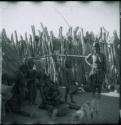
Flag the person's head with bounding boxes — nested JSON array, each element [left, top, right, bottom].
[[92, 42, 100, 54], [19, 64, 28, 77]]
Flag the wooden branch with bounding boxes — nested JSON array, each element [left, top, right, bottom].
[[28, 54, 86, 62]]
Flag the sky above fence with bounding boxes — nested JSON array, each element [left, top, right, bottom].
[[0, 1, 120, 39]]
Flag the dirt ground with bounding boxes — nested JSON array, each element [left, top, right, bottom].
[[3, 87, 119, 124]]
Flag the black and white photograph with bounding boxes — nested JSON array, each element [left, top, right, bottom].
[[0, 1, 120, 124], [119, 1, 121, 124]]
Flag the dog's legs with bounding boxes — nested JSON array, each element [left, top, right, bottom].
[[83, 109, 91, 124], [72, 114, 79, 124]]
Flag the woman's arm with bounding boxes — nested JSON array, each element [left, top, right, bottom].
[[85, 53, 92, 68]]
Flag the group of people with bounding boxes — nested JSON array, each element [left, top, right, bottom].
[[3, 58, 63, 116], [2, 41, 107, 118]]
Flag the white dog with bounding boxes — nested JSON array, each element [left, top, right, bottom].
[[72, 98, 99, 124]]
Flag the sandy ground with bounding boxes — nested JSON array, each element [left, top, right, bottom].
[[2, 88, 120, 124]]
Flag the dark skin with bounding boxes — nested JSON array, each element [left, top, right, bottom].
[[64, 53, 75, 103], [85, 44, 106, 98]]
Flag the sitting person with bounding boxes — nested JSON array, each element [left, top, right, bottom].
[[7, 64, 28, 113], [37, 72, 65, 118]]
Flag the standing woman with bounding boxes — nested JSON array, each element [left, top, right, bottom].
[[85, 42, 107, 98]]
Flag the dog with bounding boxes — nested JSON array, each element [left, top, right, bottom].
[[72, 98, 99, 124]]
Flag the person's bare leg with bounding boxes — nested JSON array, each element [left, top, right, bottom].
[[97, 85, 101, 99], [65, 87, 69, 103], [92, 85, 96, 98]]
